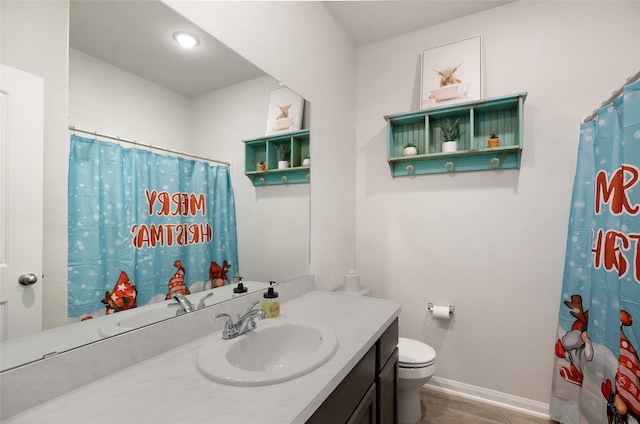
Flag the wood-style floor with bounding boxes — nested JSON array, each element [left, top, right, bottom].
[[419, 388, 559, 424]]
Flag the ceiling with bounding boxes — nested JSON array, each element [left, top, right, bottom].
[[324, 1, 513, 46], [69, 0, 267, 97], [69, 1, 513, 97]]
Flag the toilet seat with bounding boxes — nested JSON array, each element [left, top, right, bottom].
[[398, 337, 436, 368]]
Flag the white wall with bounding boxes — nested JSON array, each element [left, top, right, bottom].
[[355, 0, 640, 406], [191, 76, 311, 282], [69, 48, 193, 150], [165, 1, 358, 290]]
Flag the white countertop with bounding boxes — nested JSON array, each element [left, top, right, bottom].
[[5, 291, 400, 424]]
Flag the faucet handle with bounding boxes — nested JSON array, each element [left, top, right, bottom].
[[215, 312, 235, 335], [215, 313, 233, 327], [246, 300, 260, 313]]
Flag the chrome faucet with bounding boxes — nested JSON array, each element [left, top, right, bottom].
[[171, 292, 213, 316], [215, 301, 266, 339]]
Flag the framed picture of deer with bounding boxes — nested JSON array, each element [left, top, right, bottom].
[[264, 86, 304, 136], [420, 35, 482, 109]]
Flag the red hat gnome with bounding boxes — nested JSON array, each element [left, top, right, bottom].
[[165, 260, 190, 300], [102, 271, 137, 314], [615, 310, 640, 419], [209, 260, 231, 288]]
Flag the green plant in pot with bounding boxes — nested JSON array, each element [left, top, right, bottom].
[[402, 143, 418, 156], [440, 118, 460, 152], [275, 144, 291, 169], [488, 132, 500, 148], [302, 155, 310, 166]]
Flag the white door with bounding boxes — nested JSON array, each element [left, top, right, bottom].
[[0, 65, 44, 340]]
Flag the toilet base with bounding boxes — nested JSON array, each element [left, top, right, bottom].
[[398, 386, 423, 424]]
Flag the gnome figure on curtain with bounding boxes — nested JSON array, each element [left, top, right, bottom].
[[555, 294, 593, 386], [602, 310, 640, 424], [203, 260, 231, 290], [102, 271, 137, 314], [165, 260, 190, 300]]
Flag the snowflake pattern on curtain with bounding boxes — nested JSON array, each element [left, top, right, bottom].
[[68, 135, 238, 318]]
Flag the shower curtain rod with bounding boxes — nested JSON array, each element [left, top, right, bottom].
[[68, 125, 231, 166], [583, 70, 640, 123]]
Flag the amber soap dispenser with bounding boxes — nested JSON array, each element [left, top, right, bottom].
[[261, 281, 280, 318]]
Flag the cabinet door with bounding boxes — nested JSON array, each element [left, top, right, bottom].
[[306, 346, 376, 424], [377, 318, 398, 370], [377, 348, 398, 424], [347, 383, 377, 424]]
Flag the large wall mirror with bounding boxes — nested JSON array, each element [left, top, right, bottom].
[[0, 0, 310, 372]]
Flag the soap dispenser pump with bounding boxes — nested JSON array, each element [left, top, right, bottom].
[[261, 281, 280, 318], [233, 277, 248, 298]]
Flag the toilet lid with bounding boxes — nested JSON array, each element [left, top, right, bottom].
[[398, 337, 436, 367]]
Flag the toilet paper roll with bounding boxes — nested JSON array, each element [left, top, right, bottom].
[[432, 305, 451, 319]]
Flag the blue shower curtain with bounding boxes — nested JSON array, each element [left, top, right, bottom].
[[552, 79, 640, 423], [68, 135, 238, 318]]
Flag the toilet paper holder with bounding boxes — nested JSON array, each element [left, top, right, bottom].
[[427, 303, 454, 316]]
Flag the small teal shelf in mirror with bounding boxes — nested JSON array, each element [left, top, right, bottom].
[[244, 129, 310, 186], [384, 93, 527, 176]]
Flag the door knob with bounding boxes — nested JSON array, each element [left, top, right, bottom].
[[18, 273, 38, 286]]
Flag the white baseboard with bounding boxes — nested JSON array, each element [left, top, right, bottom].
[[424, 376, 551, 420]]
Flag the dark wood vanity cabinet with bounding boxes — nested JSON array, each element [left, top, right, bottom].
[[307, 318, 398, 424]]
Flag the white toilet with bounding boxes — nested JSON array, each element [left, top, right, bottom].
[[337, 284, 437, 424], [397, 337, 437, 424]]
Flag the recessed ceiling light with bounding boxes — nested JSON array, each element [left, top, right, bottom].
[[172, 31, 200, 48]]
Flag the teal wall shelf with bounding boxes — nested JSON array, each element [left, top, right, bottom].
[[244, 129, 310, 186], [384, 93, 527, 176]]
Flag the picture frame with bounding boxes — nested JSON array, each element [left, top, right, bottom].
[[264, 86, 304, 136], [420, 36, 482, 109]]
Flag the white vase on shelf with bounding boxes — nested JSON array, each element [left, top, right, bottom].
[[442, 141, 457, 153]]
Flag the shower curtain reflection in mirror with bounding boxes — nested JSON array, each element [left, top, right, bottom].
[[67, 135, 238, 319]]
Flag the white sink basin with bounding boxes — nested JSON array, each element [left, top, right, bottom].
[[197, 319, 338, 386]]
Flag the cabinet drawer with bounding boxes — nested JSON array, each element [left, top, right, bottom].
[[377, 318, 398, 373]]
